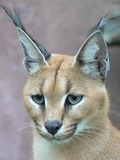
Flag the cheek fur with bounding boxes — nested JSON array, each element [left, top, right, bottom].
[[67, 88, 107, 122], [23, 95, 43, 119]]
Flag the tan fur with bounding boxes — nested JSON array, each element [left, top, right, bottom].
[[2, 6, 120, 160], [23, 54, 120, 160]]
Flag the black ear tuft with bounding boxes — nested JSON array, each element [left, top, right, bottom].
[[90, 11, 120, 46], [91, 12, 120, 34], [1, 5, 51, 73], [1, 5, 51, 60], [1, 5, 26, 32]]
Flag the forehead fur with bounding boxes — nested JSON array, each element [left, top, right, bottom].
[[24, 53, 103, 97]]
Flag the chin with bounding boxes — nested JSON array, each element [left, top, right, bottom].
[[38, 131, 74, 144]]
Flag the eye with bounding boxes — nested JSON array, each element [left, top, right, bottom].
[[31, 94, 45, 105], [66, 94, 83, 105]]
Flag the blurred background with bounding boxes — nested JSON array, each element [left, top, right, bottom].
[[0, 0, 120, 159]]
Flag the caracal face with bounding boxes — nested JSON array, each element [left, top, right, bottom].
[[23, 54, 108, 143]]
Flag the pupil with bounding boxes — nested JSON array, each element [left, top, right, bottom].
[[71, 96, 77, 101], [37, 95, 42, 100]]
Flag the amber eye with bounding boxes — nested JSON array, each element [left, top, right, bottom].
[[66, 94, 83, 105], [31, 94, 45, 105]]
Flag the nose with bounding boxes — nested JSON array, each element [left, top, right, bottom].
[[44, 120, 62, 135]]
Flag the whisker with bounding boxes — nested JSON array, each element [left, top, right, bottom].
[[17, 122, 32, 131], [78, 135, 113, 160], [76, 130, 119, 146], [109, 110, 120, 117], [60, 124, 77, 132], [11, 96, 23, 105], [74, 135, 91, 149], [17, 125, 31, 131]]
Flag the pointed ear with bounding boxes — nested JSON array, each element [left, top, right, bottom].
[[17, 27, 50, 73], [1, 5, 50, 74], [72, 31, 110, 80]]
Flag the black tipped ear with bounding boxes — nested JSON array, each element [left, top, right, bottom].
[[73, 31, 110, 80], [1, 6, 51, 74]]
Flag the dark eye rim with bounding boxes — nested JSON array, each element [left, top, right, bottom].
[[31, 94, 45, 105], [65, 94, 83, 106]]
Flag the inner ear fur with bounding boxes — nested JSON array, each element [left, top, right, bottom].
[[72, 31, 110, 80], [17, 27, 50, 73]]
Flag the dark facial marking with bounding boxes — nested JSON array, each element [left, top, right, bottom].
[[65, 80, 72, 94], [52, 60, 64, 91]]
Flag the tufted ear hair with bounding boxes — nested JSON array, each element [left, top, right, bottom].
[[1, 5, 51, 74], [72, 31, 110, 80]]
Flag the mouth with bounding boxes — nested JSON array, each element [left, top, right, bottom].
[[34, 120, 77, 142]]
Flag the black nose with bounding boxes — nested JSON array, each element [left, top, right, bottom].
[[44, 120, 62, 135]]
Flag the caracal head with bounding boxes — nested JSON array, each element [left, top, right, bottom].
[[21, 29, 109, 143], [2, 7, 110, 143]]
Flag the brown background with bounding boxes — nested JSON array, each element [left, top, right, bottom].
[[0, 0, 120, 159]]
